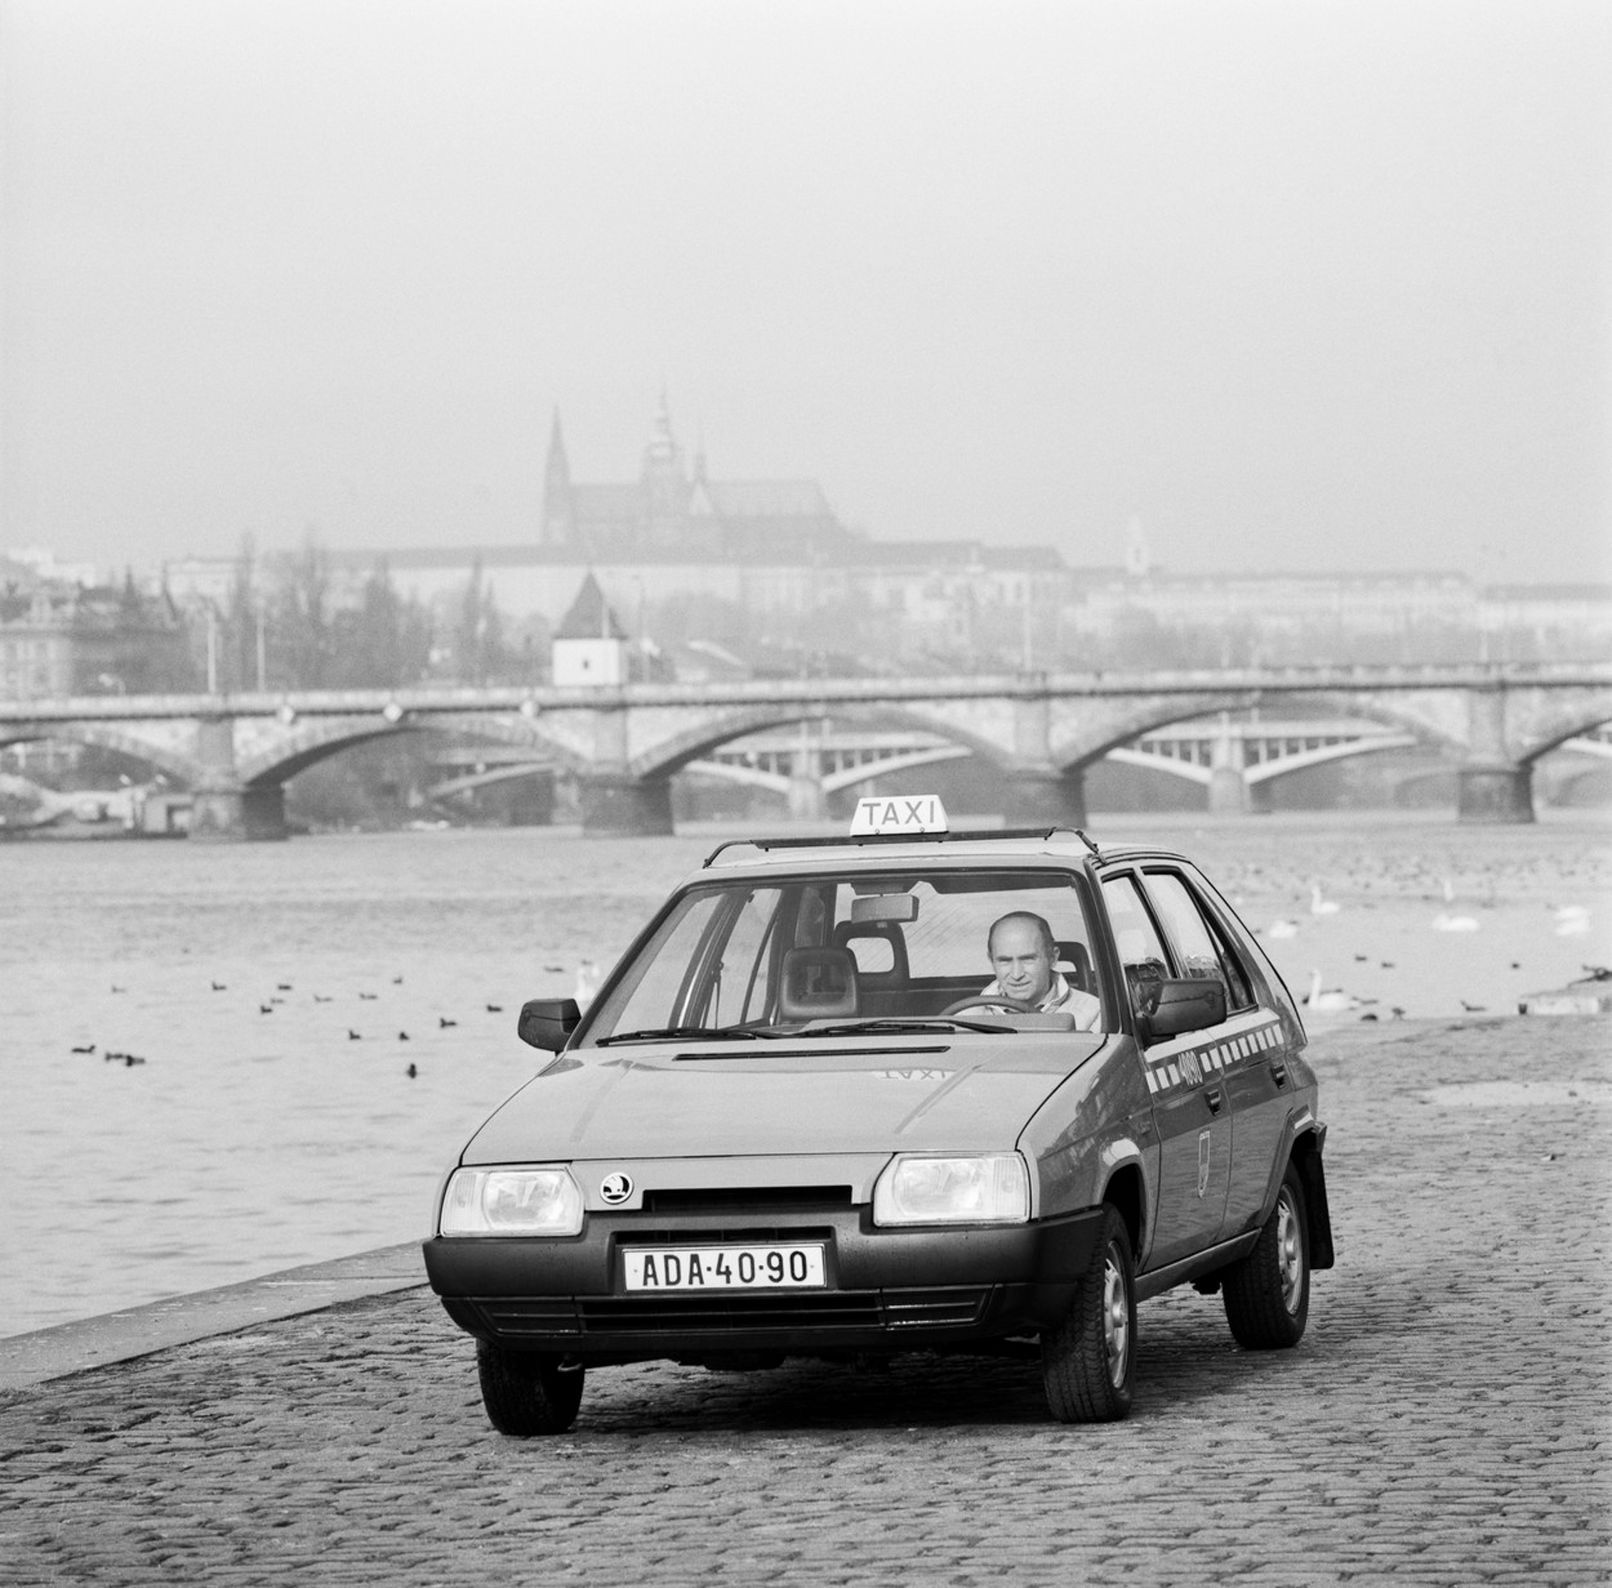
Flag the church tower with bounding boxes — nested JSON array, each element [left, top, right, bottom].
[[640, 392, 689, 549], [541, 409, 576, 548]]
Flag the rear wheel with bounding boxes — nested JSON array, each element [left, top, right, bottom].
[[476, 1341, 585, 1435], [1041, 1205, 1136, 1423], [1222, 1163, 1310, 1349]]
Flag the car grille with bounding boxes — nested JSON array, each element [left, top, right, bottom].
[[465, 1287, 993, 1339], [639, 1186, 853, 1214]]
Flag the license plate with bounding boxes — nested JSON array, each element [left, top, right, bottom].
[[622, 1243, 826, 1292]]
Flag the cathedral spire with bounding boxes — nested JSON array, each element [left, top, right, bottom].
[[542, 408, 575, 548]]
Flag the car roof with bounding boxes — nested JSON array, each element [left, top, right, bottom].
[[699, 826, 1192, 876]]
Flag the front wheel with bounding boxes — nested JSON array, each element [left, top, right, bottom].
[[476, 1341, 585, 1435], [1222, 1163, 1310, 1349], [1041, 1205, 1136, 1423]]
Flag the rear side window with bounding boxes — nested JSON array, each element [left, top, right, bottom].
[[1143, 870, 1256, 1013], [1100, 874, 1170, 1017]]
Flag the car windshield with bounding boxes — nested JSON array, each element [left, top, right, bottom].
[[578, 866, 1103, 1045]]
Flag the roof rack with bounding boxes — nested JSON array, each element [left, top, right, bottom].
[[702, 825, 1102, 868]]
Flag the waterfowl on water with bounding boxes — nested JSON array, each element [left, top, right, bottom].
[[1303, 969, 1359, 1013], [1309, 884, 1341, 917]]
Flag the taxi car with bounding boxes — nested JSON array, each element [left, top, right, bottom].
[[423, 797, 1334, 1434]]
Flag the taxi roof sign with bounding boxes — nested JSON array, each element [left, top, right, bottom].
[[849, 794, 949, 837]]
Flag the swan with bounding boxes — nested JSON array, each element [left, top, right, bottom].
[[573, 957, 602, 1009], [1267, 918, 1300, 940], [1303, 969, 1358, 1013], [1554, 906, 1591, 938], [1431, 911, 1480, 933], [1309, 884, 1341, 917]]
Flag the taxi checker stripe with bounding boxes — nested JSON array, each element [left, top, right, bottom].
[[1145, 1016, 1281, 1094]]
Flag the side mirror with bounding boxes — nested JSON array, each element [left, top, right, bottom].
[[518, 997, 582, 1052], [1139, 977, 1227, 1042]]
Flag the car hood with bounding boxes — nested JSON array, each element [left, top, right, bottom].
[[462, 1034, 1108, 1163]]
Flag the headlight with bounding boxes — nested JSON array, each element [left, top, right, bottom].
[[872, 1153, 1030, 1226], [438, 1166, 584, 1237]]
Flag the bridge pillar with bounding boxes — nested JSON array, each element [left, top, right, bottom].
[[580, 773, 674, 837], [1457, 764, 1535, 823], [188, 783, 290, 842], [188, 716, 291, 842], [1459, 687, 1534, 823], [1208, 718, 1249, 815], [787, 773, 827, 822], [786, 732, 827, 822], [1004, 767, 1087, 828]]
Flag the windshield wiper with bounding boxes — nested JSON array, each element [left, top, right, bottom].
[[801, 1017, 1010, 1038], [595, 1025, 780, 1047]]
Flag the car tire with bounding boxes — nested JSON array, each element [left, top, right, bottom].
[[1041, 1205, 1136, 1423], [1222, 1163, 1310, 1349], [476, 1341, 585, 1435]]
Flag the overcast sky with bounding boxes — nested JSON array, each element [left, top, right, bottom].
[[2, 0, 1607, 584]]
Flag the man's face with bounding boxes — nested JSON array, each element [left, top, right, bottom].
[[989, 918, 1055, 1004]]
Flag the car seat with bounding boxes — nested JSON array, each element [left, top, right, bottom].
[[1056, 940, 1096, 996], [779, 946, 860, 1020], [832, 920, 910, 987]]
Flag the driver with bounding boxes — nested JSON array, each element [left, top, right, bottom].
[[981, 912, 1102, 1030]]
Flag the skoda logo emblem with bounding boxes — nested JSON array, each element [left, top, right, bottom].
[[600, 1172, 634, 1205]]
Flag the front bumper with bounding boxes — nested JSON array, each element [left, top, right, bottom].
[[424, 1204, 1104, 1361]]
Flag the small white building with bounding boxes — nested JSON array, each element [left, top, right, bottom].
[[550, 572, 631, 687]]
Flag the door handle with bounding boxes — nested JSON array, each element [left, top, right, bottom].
[[1206, 1087, 1225, 1115], [1270, 1061, 1288, 1088]]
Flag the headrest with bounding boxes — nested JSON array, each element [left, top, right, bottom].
[[779, 946, 859, 1020]]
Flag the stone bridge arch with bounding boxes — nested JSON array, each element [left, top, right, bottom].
[[0, 719, 204, 786], [628, 702, 1013, 781], [1046, 689, 1464, 771], [234, 710, 585, 787], [1506, 692, 1612, 765]]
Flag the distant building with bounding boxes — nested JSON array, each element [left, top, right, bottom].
[[0, 559, 189, 699], [540, 395, 855, 565], [143, 398, 1612, 682], [328, 399, 1071, 668], [550, 572, 633, 687]]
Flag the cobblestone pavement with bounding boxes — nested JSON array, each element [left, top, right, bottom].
[[2, 1017, 1608, 1587]]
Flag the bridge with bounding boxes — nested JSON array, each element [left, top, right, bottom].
[[2, 660, 1608, 838]]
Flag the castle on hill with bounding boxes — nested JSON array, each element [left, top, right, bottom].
[[538, 396, 857, 566]]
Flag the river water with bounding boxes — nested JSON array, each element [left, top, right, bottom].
[[4, 811, 1608, 1338]]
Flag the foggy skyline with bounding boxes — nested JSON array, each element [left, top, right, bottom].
[[2, 0, 1607, 585]]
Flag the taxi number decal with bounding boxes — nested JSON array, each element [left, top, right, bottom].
[[624, 1244, 827, 1292], [1146, 1018, 1282, 1096]]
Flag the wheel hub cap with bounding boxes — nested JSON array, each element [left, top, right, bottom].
[[1102, 1250, 1130, 1385], [1276, 1192, 1304, 1314]]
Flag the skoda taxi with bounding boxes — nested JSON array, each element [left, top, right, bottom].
[[424, 798, 1334, 1434]]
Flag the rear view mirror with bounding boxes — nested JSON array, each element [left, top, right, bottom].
[[518, 997, 582, 1052], [1139, 978, 1227, 1042], [851, 892, 918, 923]]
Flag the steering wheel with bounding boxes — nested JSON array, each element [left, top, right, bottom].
[[939, 994, 1040, 1017]]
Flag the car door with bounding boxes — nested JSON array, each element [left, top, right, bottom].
[[1139, 866, 1293, 1245], [1101, 871, 1231, 1270], [1177, 866, 1308, 1243]]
